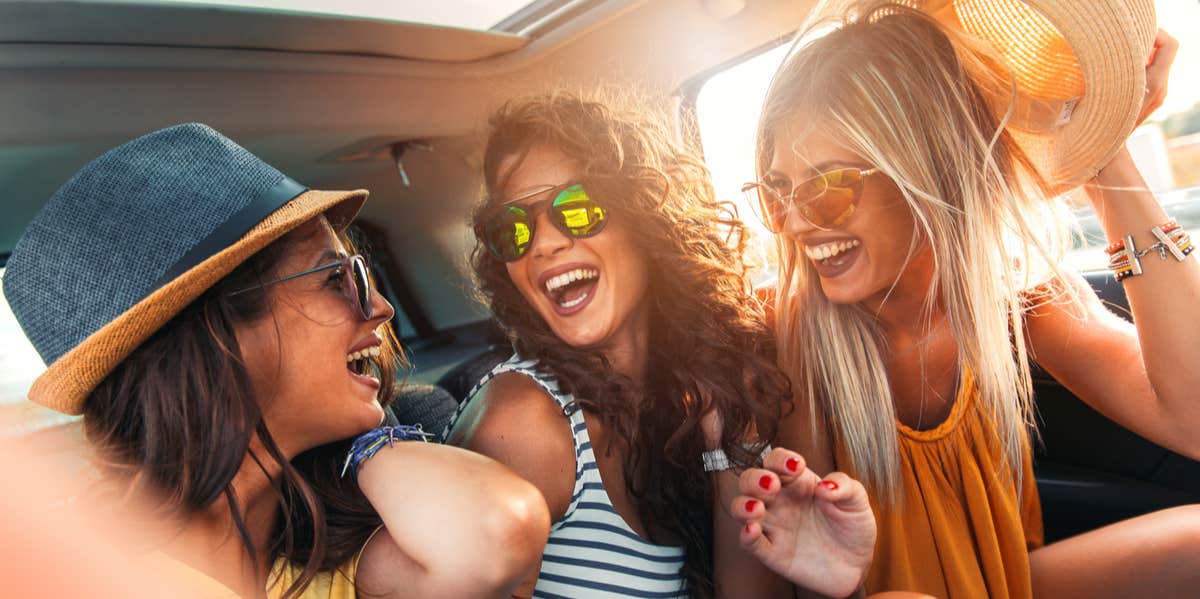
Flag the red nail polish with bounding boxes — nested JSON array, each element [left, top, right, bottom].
[[745, 499, 758, 512], [820, 480, 839, 491], [785, 457, 800, 472], [759, 474, 773, 490], [744, 524, 752, 535]]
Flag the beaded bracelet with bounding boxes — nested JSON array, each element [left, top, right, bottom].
[[341, 424, 434, 478], [1105, 219, 1194, 283]]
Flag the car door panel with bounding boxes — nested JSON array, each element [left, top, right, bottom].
[[1033, 271, 1200, 542]]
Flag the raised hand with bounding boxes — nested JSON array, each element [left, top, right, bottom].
[[1136, 28, 1177, 126], [730, 447, 876, 598]]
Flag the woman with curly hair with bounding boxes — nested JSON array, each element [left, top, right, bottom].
[[748, 3, 1200, 598], [443, 93, 879, 599]]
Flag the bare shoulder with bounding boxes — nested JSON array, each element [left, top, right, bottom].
[[444, 370, 577, 520], [1022, 273, 1134, 347]]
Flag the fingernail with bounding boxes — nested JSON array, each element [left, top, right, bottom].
[[820, 480, 839, 491], [745, 499, 759, 512], [759, 474, 773, 490], [785, 457, 800, 472]]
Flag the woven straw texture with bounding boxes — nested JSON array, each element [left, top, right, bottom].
[[912, 0, 1156, 193], [3, 124, 364, 414]]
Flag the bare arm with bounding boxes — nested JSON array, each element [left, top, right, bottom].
[[442, 372, 578, 598], [710, 441, 793, 599], [774, 335, 844, 598], [1027, 31, 1200, 459], [354, 440, 551, 598]]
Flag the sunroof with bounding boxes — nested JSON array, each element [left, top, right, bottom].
[[138, 0, 546, 32]]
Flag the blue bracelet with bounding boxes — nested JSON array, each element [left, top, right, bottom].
[[341, 424, 433, 478]]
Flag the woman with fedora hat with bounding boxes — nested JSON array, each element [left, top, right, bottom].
[[1, 123, 551, 598], [740, 1, 1199, 597]]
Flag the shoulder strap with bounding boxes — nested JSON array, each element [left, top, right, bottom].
[[438, 355, 591, 524]]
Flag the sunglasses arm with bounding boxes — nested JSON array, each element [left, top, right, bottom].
[[228, 260, 342, 296]]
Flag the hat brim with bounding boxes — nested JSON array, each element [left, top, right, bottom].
[[28, 188, 368, 415], [917, 0, 1156, 193], [1016, 0, 1154, 192]]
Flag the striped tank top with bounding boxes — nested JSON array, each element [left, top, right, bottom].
[[442, 354, 689, 598]]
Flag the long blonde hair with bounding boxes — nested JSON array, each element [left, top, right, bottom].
[[761, 2, 1077, 502]]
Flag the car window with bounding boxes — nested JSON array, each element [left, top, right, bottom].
[[134, 0, 558, 32], [695, 44, 790, 287], [694, 0, 1200, 280]]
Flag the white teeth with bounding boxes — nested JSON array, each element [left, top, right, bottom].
[[559, 291, 589, 308], [544, 268, 599, 293], [805, 239, 860, 261], [346, 346, 382, 363]]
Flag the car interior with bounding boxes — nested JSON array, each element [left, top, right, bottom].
[[1, 0, 1196, 550]]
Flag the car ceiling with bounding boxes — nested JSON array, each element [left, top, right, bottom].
[[0, 0, 813, 330]]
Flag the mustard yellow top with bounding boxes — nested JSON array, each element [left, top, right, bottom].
[[150, 542, 369, 599], [838, 368, 1044, 599], [266, 553, 362, 599]]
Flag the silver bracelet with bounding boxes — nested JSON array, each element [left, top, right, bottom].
[[702, 444, 772, 472]]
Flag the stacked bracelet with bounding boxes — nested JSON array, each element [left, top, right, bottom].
[[341, 424, 433, 478], [1105, 219, 1193, 283]]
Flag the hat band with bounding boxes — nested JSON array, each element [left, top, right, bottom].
[[151, 176, 309, 290]]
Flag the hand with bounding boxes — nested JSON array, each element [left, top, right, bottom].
[[1092, 29, 1178, 184], [1135, 28, 1177, 126], [731, 448, 876, 598]]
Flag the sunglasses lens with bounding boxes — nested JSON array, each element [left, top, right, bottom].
[[797, 168, 864, 229], [349, 256, 372, 319], [743, 183, 787, 232], [552, 184, 606, 237], [485, 205, 533, 261]]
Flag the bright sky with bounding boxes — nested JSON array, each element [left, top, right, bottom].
[[133, 0, 533, 30], [1155, 0, 1200, 118]]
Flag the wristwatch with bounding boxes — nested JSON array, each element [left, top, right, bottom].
[[701, 444, 772, 472]]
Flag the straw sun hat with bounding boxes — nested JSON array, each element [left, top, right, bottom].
[[3, 124, 367, 415], [904, 0, 1157, 194]]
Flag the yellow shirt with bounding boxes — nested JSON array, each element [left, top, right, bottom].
[[838, 368, 1044, 599], [266, 553, 362, 599], [150, 541, 368, 599]]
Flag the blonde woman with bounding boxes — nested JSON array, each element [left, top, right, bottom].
[[745, 4, 1200, 598]]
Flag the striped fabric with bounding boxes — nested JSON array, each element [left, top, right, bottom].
[[442, 354, 689, 598]]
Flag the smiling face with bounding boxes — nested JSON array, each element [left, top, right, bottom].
[[234, 215, 396, 456], [494, 144, 652, 353], [769, 119, 929, 307]]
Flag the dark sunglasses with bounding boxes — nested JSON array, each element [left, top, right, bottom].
[[478, 182, 608, 262], [230, 254, 374, 320], [741, 166, 878, 232]]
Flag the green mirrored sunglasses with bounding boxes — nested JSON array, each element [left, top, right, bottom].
[[479, 183, 608, 262]]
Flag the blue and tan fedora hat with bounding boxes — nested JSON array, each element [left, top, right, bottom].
[[3, 123, 367, 414]]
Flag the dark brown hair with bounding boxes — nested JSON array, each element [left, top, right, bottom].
[[83, 224, 403, 599], [471, 91, 793, 597]]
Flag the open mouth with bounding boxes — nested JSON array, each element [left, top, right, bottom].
[[346, 345, 382, 387], [543, 267, 599, 310], [805, 238, 862, 277], [806, 239, 860, 265]]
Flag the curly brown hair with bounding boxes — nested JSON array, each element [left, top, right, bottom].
[[469, 91, 793, 597]]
